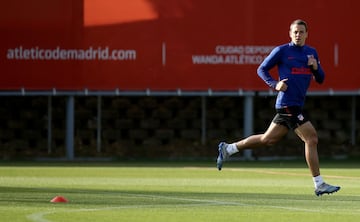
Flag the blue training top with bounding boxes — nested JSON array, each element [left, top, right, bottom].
[[257, 42, 325, 109]]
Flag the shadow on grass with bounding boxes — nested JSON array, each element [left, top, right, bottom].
[[0, 186, 357, 207]]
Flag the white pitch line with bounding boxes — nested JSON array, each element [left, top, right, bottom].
[[27, 202, 221, 222], [27, 211, 53, 222], [225, 168, 360, 180]]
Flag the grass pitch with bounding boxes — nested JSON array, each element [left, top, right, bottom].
[[0, 161, 359, 222]]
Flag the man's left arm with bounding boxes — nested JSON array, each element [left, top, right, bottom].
[[308, 52, 325, 84]]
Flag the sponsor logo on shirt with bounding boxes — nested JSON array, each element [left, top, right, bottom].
[[291, 67, 312, 74]]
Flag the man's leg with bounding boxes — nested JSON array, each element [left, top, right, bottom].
[[217, 122, 288, 170], [294, 121, 319, 176], [235, 122, 289, 149], [294, 121, 340, 195]]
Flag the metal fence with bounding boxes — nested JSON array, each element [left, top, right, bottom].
[[0, 89, 358, 160]]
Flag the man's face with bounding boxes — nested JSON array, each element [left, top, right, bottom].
[[289, 24, 308, 46]]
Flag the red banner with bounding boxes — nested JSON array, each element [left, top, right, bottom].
[[0, 0, 359, 91]]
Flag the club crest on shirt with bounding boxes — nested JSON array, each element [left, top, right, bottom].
[[297, 114, 304, 121]]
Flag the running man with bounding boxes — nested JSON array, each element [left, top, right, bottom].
[[216, 19, 340, 196]]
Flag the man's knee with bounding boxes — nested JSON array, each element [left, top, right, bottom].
[[295, 121, 319, 146], [305, 135, 318, 147]]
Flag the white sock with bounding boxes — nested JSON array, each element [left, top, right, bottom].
[[226, 143, 239, 156], [313, 175, 324, 189]]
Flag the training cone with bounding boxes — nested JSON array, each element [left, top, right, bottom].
[[50, 196, 68, 203]]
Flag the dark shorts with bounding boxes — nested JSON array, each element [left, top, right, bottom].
[[272, 106, 309, 130]]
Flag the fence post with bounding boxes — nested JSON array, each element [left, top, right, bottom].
[[97, 95, 102, 152], [201, 96, 206, 145], [243, 94, 254, 160], [65, 96, 75, 160], [351, 96, 357, 146], [47, 96, 52, 154]]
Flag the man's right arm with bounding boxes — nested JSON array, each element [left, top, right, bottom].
[[257, 46, 281, 89]]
